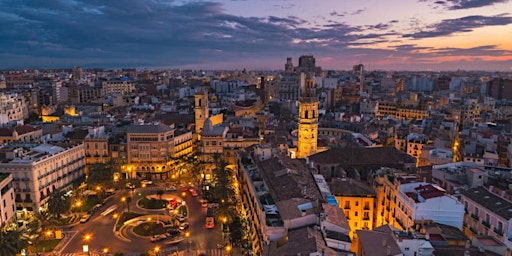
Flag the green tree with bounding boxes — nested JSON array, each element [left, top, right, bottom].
[[47, 189, 71, 219], [0, 228, 28, 256], [31, 210, 58, 232], [87, 161, 117, 188]]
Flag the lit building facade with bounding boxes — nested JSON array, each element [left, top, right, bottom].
[[330, 178, 376, 239], [125, 124, 175, 180], [296, 74, 319, 159], [0, 173, 16, 228], [0, 143, 86, 215]]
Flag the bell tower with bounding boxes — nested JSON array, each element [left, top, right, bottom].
[[297, 74, 318, 158], [195, 89, 209, 138]]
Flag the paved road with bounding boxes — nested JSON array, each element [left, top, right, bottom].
[[59, 181, 230, 255]]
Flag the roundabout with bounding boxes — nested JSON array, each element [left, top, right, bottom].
[[115, 193, 189, 245]]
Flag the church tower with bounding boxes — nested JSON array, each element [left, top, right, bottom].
[[297, 74, 318, 159], [195, 89, 209, 139]]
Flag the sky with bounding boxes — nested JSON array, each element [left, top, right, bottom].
[[0, 0, 511, 71]]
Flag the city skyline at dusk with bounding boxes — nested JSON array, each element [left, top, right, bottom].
[[1, 0, 511, 71]]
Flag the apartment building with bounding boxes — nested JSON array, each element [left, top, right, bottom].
[[124, 123, 175, 180], [330, 178, 376, 239], [101, 79, 135, 96], [0, 173, 16, 228], [460, 186, 512, 252], [236, 149, 345, 256], [0, 92, 29, 123], [0, 142, 85, 215], [0, 125, 42, 144], [431, 162, 486, 193]]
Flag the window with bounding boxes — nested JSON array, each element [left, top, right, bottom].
[[344, 201, 350, 209]]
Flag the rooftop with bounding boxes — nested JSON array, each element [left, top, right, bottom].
[[461, 186, 512, 220]]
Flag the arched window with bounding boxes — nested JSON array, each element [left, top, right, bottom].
[[198, 99, 202, 107]]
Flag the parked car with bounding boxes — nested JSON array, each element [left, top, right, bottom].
[[80, 214, 91, 223], [179, 222, 189, 230], [150, 234, 167, 242], [165, 186, 177, 191], [141, 180, 153, 185], [190, 189, 198, 197], [125, 183, 135, 189], [177, 214, 186, 222], [200, 199, 208, 208]]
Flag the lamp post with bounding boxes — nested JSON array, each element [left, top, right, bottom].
[[153, 246, 160, 256], [185, 232, 191, 252], [83, 233, 92, 256], [121, 197, 126, 211], [225, 244, 232, 256], [102, 247, 109, 256]]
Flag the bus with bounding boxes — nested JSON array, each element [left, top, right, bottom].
[[205, 207, 215, 229]]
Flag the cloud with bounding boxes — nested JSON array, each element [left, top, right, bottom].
[[403, 14, 512, 38], [0, 0, 510, 71], [423, 0, 510, 10]]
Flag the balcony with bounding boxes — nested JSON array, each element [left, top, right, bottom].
[[469, 227, 477, 234], [364, 206, 370, 210], [471, 213, 479, 220], [482, 220, 490, 228], [494, 228, 503, 237]]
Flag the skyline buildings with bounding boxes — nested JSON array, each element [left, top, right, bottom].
[[0, 0, 511, 71]]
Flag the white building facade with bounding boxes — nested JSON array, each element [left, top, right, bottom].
[[396, 182, 465, 230], [0, 173, 16, 227], [0, 143, 86, 215]]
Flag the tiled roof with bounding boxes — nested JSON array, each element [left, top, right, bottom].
[[461, 186, 512, 220]]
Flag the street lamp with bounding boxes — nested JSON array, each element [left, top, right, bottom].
[[185, 232, 191, 252], [154, 246, 160, 256], [121, 197, 126, 211], [83, 233, 92, 256], [76, 201, 83, 213], [102, 247, 109, 256], [225, 244, 232, 256]]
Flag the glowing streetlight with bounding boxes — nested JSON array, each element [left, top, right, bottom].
[[225, 244, 232, 255], [83, 233, 92, 256], [154, 246, 160, 256], [102, 247, 109, 256], [185, 232, 191, 252]]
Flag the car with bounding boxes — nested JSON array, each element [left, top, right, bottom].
[[200, 200, 208, 208], [125, 183, 135, 189], [180, 186, 189, 192], [176, 214, 186, 222], [179, 222, 189, 230], [79, 214, 91, 223], [150, 234, 167, 242], [167, 229, 180, 237], [165, 186, 177, 191], [141, 180, 153, 185], [190, 189, 198, 197]]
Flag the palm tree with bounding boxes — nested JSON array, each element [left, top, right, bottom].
[[47, 189, 71, 218], [0, 228, 28, 256], [32, 210, 58, 233], [156, 189, 164, 200]]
